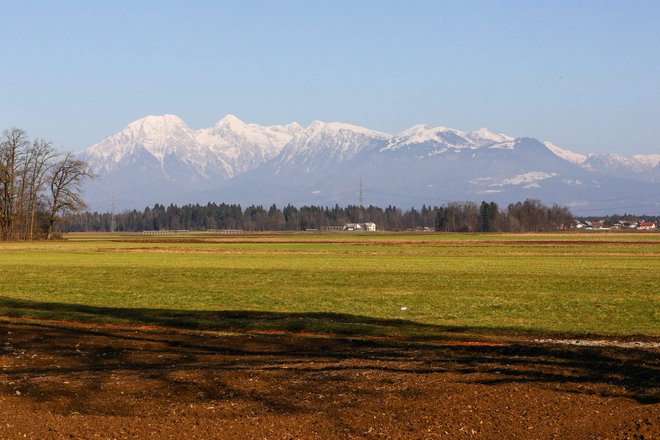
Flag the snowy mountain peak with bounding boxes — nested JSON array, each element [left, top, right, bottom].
[[385, 123, 473, 153], [632, 154, 660, 169], [583, 152, 656, 173], [468, 128, 514, 144], [395, 124, 431, 137], [126, 114, 189, 134], [133, 114, 186, 125], [80, 113, 302, 179], [394, 124, 461, 139], [276, 122, 304, 136], [544, 141, 588, 164], [80, 114, 198, 172], [287, 121, 304, 129], [206, 115, 301, 149], [196, 115, 300, 176], [304, 120, 390, 139], [272, 121, 391, 172], [212, 114, 246, 129]]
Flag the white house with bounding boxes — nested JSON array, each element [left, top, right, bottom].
[[363, 222, 376, 231], [572, 220, 586, 229], [343, 222, 377, 231], [343, 223, 363, 231]]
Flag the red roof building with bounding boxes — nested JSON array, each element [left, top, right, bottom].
[[638, 221, 656, 230]]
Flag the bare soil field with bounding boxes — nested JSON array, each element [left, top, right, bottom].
[[1, 321, 657, 439]]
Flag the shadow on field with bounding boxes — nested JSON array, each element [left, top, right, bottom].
[[0, 296, 481, 338], [0, 296, 657, 419]]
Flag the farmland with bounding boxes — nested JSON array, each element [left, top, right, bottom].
[[0, 232, 658, 438], [1, 232, 658, 336]]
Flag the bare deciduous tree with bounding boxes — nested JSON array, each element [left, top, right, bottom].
[[0, 128, 30, 240], [2, 127, 91, 240], [17, 139, 57, 239], [46, 153, 91, 239]]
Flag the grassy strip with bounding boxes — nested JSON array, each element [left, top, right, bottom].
[[0, 234, 658, 337]]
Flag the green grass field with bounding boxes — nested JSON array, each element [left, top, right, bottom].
[[0, 232, 658, 338]]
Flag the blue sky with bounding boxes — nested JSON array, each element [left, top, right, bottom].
[[1, 0, 659, 154]]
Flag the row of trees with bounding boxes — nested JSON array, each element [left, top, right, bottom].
[[66, 199, 573, 233], [436, 200, 573, 233], [0, 128, 91, 240]]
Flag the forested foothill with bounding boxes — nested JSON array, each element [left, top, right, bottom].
[[0, 128, 91, 240], [66, 199, 574, 233]]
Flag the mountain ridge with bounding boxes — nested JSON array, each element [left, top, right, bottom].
[[76, 114, 660, 215]]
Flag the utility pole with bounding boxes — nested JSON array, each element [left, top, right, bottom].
[[359, 179, 364, 222], [110, 192, 116, 233], [359, 179, 363, 208]]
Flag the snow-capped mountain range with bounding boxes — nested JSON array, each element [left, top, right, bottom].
[[82, 114, 302, 179], [77, 114, 660, 215]]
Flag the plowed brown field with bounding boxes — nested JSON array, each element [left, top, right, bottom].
[[1, 321, 657, 439]]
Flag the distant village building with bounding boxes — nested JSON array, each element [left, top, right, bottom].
[[572, 220, 586, 229], [207, 229, 244, 234], [363, 222, 377, 232], [590, 220, 603, 229], [343, 223, 363, 231], [320, 226, 344, 232], [638, 221, 657, 230], [343, 222, 377, 232], [612, 220, 639, 230], [142, 229, 189, 235]]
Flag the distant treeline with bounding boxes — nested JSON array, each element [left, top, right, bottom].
[[65, 199, 573, 233]]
